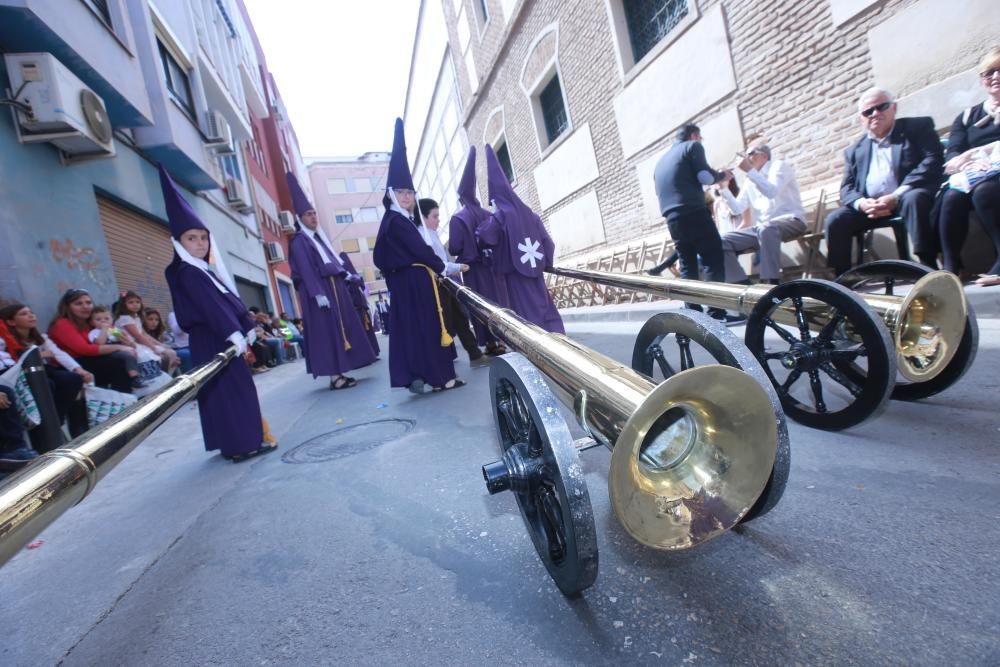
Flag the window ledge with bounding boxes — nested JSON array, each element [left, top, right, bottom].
[[539, 123, 575, 161], [79, 0, 135, 56]]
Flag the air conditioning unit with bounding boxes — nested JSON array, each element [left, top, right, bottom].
[[3, 52, 115, 159], [204, 110, 235, 155], [264, 241, 285, 263], [224, 177, 250, 210], [278, 210, 296, 232]]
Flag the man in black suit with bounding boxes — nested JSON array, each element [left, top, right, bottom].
[[824, 87, 944, 276]]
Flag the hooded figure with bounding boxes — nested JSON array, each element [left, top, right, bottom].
[[447, 146, 507, 353], [338, 251, 379, 356], [160, 165, 273, 462], [286, 172, 376, 388], [478, 145, 565, 333], [372, 118, 466, 394]]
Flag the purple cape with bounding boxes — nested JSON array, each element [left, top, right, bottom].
[[372, 209, 456, 388], [339, 251, 380, 356], [288, 233, 376, 377], [479, 146, 564, 333], [165, 259, 263, 456]]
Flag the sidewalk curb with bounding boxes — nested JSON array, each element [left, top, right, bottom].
[[559, 283, 1000, 323]]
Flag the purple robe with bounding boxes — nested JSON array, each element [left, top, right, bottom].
[[289, 233, 377, 377], [165, 259, 263, 457], [372, 210, 457, 388], [480, 145, 564, 334], [339, 252, 380, 356]]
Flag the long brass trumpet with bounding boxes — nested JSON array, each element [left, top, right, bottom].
[[0, 347, 239, 568], [547, 266, 967, 384], [441, 278, 779, 554]]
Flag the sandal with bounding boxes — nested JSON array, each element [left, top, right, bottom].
[[432, 378, 467, 392], [224, 443, 278, 463], [329, 375, 357, 390]]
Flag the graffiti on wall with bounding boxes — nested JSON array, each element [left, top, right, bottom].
[[49, 239, 100, 271]]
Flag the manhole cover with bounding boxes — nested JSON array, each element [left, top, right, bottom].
[[281, 418, 415, 464]]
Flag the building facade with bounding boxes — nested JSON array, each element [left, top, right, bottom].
[[0, 0, 288, 321], [306, 154, 390, 296], [410, 0, 996, 263]]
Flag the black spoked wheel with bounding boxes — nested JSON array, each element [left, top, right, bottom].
[[744, 280, 896, 431], [836, 260, 979, 401], [482, 353, 598, 596], [630, 310, 790, 523]]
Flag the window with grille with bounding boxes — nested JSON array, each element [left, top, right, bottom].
[[495, 141, 514, 183], [622, 0, 689, 63], [335, 210, 354, 224], [539, 75, 568, 145]]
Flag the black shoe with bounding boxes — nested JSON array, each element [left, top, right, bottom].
[[724, 314, 748, 326], [647, 266, 664, 277]]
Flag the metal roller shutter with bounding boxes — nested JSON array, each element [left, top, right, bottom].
[[97, 196, 175, 315]]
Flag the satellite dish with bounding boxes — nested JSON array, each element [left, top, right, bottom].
[[80, 89, 112, 145]]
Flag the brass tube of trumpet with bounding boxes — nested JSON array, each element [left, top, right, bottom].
[[0, 347, 239, 568]]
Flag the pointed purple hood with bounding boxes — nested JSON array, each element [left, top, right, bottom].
[[457, 146, 479, 208], [286, 171, 315, 218], [159, 164, 209, 239], [339, 251, 359, 276], [449, 146, 491, 264], [485, 144, 553, 278], [386, 118, 414, 191]]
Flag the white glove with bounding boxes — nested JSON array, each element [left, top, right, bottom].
[[226, 331, 248, 356], [246, 328, 257, 345], [316, 295, 331, 308], [443, 262, 463, 276]]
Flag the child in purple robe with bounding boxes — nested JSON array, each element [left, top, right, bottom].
[[158, 165, 275, 463], [479, 145, 565, 334], [286, 172, 377, 389], [447, 146, 507, 356], [373, 118, 468, 394], [339, 251, 380, 358]]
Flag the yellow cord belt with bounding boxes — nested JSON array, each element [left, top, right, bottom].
[[327, 277, 352, 351], [413, 263, 454, 347]]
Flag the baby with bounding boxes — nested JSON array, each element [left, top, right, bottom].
[[88, 306, 135, 347], [88, 306, 143, 387]]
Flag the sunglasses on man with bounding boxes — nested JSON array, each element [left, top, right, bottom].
[[861, 101, 893, 117]]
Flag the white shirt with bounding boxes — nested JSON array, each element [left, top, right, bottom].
[[856, 128, 911, 210], [0, 336, 79, 372], [0, 338, 14, 370], [167, 312, 190, 348], [721, 159, 805, 226]]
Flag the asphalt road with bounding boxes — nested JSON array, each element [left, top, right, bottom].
[[1, 318, 998, 666]]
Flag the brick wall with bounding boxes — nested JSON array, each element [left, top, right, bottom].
[[442, 0, 984, 260]]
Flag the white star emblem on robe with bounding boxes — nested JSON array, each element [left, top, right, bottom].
[[517, 237, 544, 268]]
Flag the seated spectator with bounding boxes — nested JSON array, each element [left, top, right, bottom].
[[86, 306, 144, 389], [141, 308, 182, 374], [254, 312, 287, 365], [0, 385, 37, 473], [48, 289, 137, 394], [114, 291, 180, 372], [277, 313, 305, 348], [824, 87, 944, 276], [165, 311, 192, 372], [719, 140, 806, 285], [1, 303, 92, 437], [938, 46, 1000, 284]]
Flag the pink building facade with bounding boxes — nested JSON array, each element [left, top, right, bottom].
[[307, 154, 390, 297]]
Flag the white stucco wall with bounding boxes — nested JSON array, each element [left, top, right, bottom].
[[548, 190, 606, 255], [532, 123, 600, 210], [828, 0, 882, 27], [611, 4, 736, 158]]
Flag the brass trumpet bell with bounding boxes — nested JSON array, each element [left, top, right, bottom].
[[891, 271, 967, 382], [609, 366, 778, 550]]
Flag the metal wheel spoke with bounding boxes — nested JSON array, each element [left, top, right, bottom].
[[816, 312, 846, 342], [884, 277, 895, 296], [763, 351, 786, 360], [778, 369, 802, 395], [649, 344, 677, 379], [765, 317, 799, 346], [808, 370, 827, 413], [536, 484, 566, 562], [498, 394, 529, 443], [677, 334, 694, 371], [820, 362, 863, 397], [792, 296, 812, 341], [829, 347, 866, 360]]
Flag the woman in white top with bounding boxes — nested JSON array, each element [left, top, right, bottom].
[[113, 291, 180, 372], [1, 303, 93, 437]]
